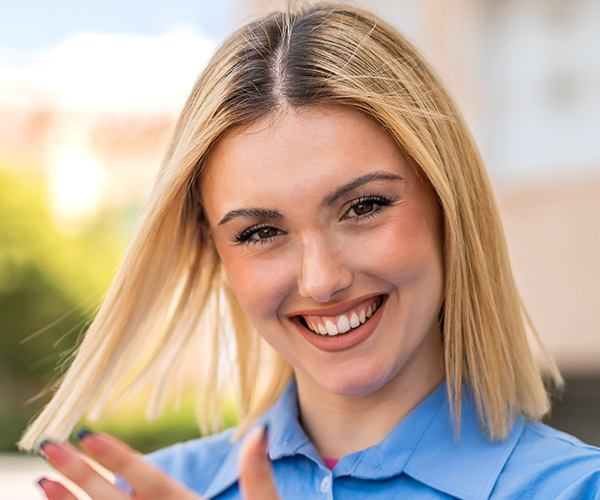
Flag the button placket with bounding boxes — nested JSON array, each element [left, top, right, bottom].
[[319, 475, 331, 493]]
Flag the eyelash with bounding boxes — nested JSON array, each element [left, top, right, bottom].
[[344, 195, 393, 221], [233, 194, 394, 246], [233, 224, 281, 245]]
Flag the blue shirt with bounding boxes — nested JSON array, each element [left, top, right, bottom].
[[141, 380, 600, 499]]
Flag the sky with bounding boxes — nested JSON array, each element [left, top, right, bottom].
[[0, 0, 234, 50], [0, 1, 234, 114]]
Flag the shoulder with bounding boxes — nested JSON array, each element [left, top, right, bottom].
[[143, 427, 240, 495], [494, 420, 600, 499], [515, 420, 600, 472]]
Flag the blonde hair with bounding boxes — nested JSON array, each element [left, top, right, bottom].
[[20, 2, 561, 450]]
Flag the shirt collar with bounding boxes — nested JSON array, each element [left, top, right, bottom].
[[337, 382, 524, 499], [333, 381, 447, 480], [204, 379, 317, 498], [401, 386, 524, 500], [265, 378, 322, 462], [204, 379, 524, 500]]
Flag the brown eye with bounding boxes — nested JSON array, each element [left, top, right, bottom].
[[234, 224, 284, 245], [352, 201, 375, 216], [257, 227, 279, 239], [344, 196, 393, 220]]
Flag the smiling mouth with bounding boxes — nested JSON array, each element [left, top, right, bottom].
[[297, 295, 385, 337]]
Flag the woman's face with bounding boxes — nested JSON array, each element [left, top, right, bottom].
[[202, 106, 444, 399]]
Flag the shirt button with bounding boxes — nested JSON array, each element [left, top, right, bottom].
[[320, 476, 331, 493]]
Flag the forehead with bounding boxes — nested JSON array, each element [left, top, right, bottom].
[[201, 106, 409, 194]]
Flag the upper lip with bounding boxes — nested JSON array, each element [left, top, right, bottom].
[[287, 292, 385, 318]]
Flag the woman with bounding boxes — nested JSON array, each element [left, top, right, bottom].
[[23, 3, 600, 499]]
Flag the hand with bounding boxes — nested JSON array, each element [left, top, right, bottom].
[[37, 426, 280, 500]]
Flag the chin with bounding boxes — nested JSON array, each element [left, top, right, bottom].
[[315, 363, 394, 398]]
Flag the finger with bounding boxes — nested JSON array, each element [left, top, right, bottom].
[[76, 430, 200, 500], [38, 441, 129, 500], [238, 424, 280, 500], [37, 477, 77, 500]]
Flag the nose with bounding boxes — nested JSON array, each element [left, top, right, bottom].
[[298, 234, 353, 302]]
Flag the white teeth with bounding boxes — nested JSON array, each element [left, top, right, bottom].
[[325, 320, 338, 336], [303, 296, 384, 337], [359, 309, 366, 323], [337, 315, 351, 333]]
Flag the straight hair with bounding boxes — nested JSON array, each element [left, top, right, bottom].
[[20, 2, 561, 451]]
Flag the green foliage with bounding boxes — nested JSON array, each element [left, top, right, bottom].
[[79, 394, 239, 454], [0, 168, 235, 454], [0, 169, 126, 451]]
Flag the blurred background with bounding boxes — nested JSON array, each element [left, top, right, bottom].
[[1, 0, 599, 496]]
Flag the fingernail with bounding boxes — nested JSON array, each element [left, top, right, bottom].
[[260, 422, 270, 452], [36, 477, 50, 498], [36, 440, 71, 466], [35, 439, 52, 458], [75, 426, 95, 441]]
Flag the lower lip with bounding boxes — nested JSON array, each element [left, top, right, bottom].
[[293, 296, 387, 353]]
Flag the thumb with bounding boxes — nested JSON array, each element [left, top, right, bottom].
[[238, 424, 280, 500]]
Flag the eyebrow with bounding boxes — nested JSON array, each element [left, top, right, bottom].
[[322, 171, 405, 206], [217, 171, 404, 226], [218, 208, 283, 226]]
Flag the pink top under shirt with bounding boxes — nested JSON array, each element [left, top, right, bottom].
[[322, 457, 339, 470]]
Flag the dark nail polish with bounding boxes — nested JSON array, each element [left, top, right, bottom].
[[261, 422, 270, 449], [36, 439, 53, 458], [37, 477, 50, 499], [75, 426, 95, 441]]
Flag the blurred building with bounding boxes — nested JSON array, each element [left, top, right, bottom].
[[0, 0, 598, 443]]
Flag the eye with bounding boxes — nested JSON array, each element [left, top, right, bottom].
[[234, 224, 284, 245], [349, 199, 376, 216], [345, 195, 392, 219]]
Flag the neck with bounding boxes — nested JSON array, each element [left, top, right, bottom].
[[295, 345, 444, 459]]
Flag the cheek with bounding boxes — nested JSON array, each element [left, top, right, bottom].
[[217, 246, 292, 321], [363, 213, 444, 287]]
